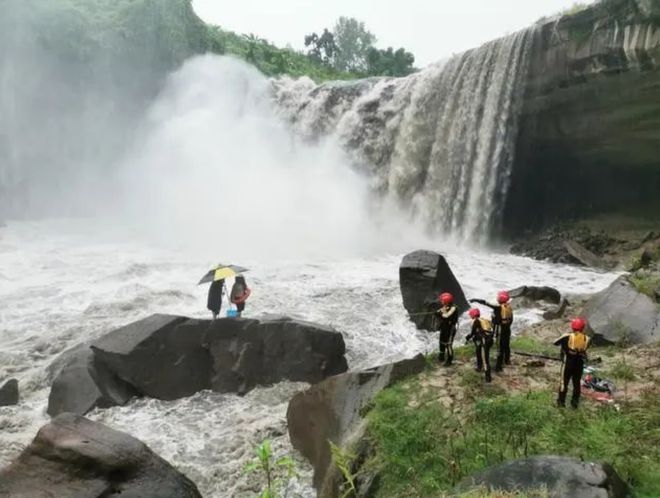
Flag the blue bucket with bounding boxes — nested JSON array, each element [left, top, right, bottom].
[[226, 309, 239, 318]]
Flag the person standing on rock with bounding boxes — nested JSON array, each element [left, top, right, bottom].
[[465, 308, 494, 382], [207, 278, 225, 319], [230, 276, 251, 317], [437, 292, 459, 365], [554, 317, 591, 409], [469, 291, 514, 372]]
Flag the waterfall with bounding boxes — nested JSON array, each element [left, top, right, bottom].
[[273, 28, 535, 244]]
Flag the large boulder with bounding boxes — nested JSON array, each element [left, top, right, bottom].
[[48, 314, 348, 415], [456, 455, 630, 498], [584, 276, 660, 345], [0, 413, 202, 497], [287, 354, 426, 497], [48, 343, 136, 417], [399, 250, 469, 330], [0, 378, 19, 406]]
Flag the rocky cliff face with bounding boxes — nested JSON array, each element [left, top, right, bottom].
[[504, 0, 660, 235], [273, 0, 660, 241]]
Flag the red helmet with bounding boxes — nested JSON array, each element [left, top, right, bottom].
[[439, 292, 454, 305], [468, 308, 480, 319], [571, 317, 586, 332], [497, 291, 510, 304]]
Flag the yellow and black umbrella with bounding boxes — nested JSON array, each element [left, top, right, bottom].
[[197, 264, 249, 285]]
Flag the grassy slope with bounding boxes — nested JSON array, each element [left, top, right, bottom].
[[362, 338, 660, 498]]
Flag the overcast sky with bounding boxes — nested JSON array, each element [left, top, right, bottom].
[[192, 0, 595, 67]]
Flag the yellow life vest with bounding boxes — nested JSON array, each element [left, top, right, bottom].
[[568, 332, 588, 353], [478, 318, 493, 333], [501, 303, 513, 323]]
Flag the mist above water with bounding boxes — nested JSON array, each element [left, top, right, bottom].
[[117, 56, 430, 259]]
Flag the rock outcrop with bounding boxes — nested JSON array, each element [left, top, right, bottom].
[[456, 455, 630, 498], [0, 378, 19, 406], [584, 275, 660, 345], [0, 413, 202, 497], [48, 314, 348, 416], [48, 343, 137, 417], [504, 0, 660, 234], [509, 285, 561, 304], [400, 250, 469, 330], [287, 354, 426, 497]]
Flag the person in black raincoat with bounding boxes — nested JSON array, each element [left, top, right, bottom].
[[465, 307, 494, 382], [207, 279, 225, 319]]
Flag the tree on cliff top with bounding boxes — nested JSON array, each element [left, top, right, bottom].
[[332, 16, 376, 72], [305, 16, 416, 77]]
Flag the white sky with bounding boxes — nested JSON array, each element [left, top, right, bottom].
[[192, 0, 595, 67]]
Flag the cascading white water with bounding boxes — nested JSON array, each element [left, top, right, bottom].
[[273, 29, 535, 244]]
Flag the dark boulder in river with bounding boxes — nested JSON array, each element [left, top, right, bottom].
[[0, 413, 202, 497], [456, 455, 629, 498], [48, 314, 347, 416], [0, 378, 19, 406], [400, 250, 469, 331]]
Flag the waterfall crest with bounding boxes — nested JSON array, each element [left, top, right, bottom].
[[273, 28, 535, 243]]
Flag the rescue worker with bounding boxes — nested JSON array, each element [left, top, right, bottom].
[[207, 278, 225, 320], [470, 291, 514, 372], [437, 292, 458, 365], [465, 308, 494, 382], [230, 275, 252, 317], [554, 317, 591, 409]]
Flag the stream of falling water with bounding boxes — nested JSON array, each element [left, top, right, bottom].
[[273, 29, 535, 243]]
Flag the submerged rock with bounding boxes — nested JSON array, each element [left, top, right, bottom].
[[0, 413, 202, 497], [399, 250, 469, 331], [287, 354, 426, 496], [509, 285, 561, 304], [0, 378, 19, 406], [48, 314, 347, 415], [584, 276, 660, 345], [456, 455, 630, 498], [543, 297, 570, 320]]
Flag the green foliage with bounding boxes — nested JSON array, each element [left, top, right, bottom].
[[330, 442, 358, 498], [509, 337, 558, 358], [206, 25, 355, 81], [366, 47, 416, 77], [332, 17, 376, 73], [366, 380, 660, 497], [559, 2, 591, 16], [304, 29, 338, 66], [629, 272, 660, 299], [245, 439, 297, 498]]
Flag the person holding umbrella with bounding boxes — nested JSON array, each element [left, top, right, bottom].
[[207, 279, 225, 319], [199, 264, 249, 319]]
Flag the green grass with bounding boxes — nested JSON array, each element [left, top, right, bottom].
[[629, 272, 660, 299], [509, 337, 558, 358], [606, 357, 637, 381], [365, 381, 660, 497]]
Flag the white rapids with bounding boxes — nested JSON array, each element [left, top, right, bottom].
[[0, 219, 619, 497]]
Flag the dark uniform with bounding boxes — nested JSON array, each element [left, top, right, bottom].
[[437, 304, 458, 365], [470, 299, 513, 371], [554, 331, 590, 408], [466, 317, 494, 382], [207, 279, 225, 319]]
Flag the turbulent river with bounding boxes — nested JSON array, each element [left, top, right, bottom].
[[0, 219, 619, 497]]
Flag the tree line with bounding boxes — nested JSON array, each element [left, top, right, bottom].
[[209, 16, 417, 80]]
